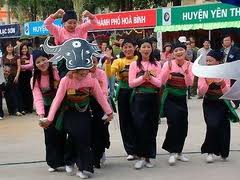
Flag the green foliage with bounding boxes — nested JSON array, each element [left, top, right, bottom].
[[3, 0, 180, 23], [6, 0, 72, 23]]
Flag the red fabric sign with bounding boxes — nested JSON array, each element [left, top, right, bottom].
[[93, 9, 156, 30]]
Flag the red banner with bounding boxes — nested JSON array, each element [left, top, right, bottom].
[[93, 9, 156, 30]]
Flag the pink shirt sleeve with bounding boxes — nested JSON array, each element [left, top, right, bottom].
[[21, 55, 33, 70], [44, 16, 61, 41], [198, 77, 209, 96], [31, 78, 45, 116], [76, 16, 97, 33], [198, 78, 230, 96], [183, 62, 194, 86], [47, 77, 67, 121], [99, 69, 108, 98], [129, 62, 145, 88], [53, 67, 60, 81], [91, 78, 112, 115], [160, 61, 171, 85], [222, 79, 230, 94]]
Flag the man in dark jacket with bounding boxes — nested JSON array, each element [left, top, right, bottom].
[[221, 34, 240, 108]]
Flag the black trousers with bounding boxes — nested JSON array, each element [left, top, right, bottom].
[[63, 109, 94, 173], [44, 106, 66, 168], [132, 93, 159, 158], [18, 71, 33, 113], [90, 98, 110, 168], [4, 84, 18, 115], [117, 88, 136, 155], [0, 85, 4, 117], [162, 94, 188, 153], [201, 98, 230, 158]]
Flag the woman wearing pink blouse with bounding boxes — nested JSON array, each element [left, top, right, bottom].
[[44, 9, 97, 45], [160, 42, 194, 166], [198, 50, 239, 163], [31, 50, 65, 172], [89, 56, 111, 169], [19, 43, 34, 114], [129, 39, 162, 169], [44, 9, 97, 78], [40, 50, 113, 179]]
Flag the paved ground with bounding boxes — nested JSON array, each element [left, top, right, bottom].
[[0, 98, 240, 180]]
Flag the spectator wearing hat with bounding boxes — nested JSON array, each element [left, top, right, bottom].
[[198, 50, 239, 163], [221, 34, 240, 108], [44, 9, 97, 78], [160, 42, 173, 66], [160, 42, 194, 166]]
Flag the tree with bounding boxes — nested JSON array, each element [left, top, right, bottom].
[[4, 0, 72, 23]]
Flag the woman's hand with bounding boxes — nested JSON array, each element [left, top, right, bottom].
[[82, 10, 94, 19], [53, 9, 65, 19], [13, 76, 19, 84], [183, 61, 190, 75], [39, 118, 51, 129], [205, 78, 214, 85], [105, 113, 113, 124], [143, 71, 151, 81]]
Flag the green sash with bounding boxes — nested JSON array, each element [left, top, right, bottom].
[[160, 85, 187, 117], [55, 98, 90, 131], [114, 80, 131, 101], [130, 86, 159, 103], [223, 100, 239, 123], [204, 95, 239, 123]]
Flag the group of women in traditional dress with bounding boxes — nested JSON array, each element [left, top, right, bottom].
[[28, 8, 239, 179]]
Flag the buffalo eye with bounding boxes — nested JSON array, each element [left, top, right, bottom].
[[72, 41, 81, 48]]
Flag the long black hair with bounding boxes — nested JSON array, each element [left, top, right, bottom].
[[32, 50, 55, 91], [136, 38, 156, 69]]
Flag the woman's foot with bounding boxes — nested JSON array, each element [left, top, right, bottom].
[[144, 158, 154, 168], [21, 111, 26, 115], [176, 153, 189, 162], [65, 165, 74, 174], [48, 167, 56, 172], [16, 112, 23, 116], [100, 152, 106, 165], [76, 171, 89, 179], [127, 155, 136, 161], [168, 153, 176, 166], [134, 159, 146, 169], [206, 154, 214, 163]]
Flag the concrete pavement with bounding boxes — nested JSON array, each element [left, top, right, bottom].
[[0, 98, 240, 180]]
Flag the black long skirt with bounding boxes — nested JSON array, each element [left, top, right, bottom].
[[63, 109, 94, 173], [162, 94, 188, 153], [201, 98, 230, 158], [18, 71, 33, 113], [44, 106, 66, 169], [117, 88, 136, 155], [132, 93, 160, 158], [90, 98, 110, 168]]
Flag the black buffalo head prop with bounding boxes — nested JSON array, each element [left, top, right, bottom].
[[42, 37, 101, 70]]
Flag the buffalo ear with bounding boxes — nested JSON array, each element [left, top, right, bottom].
[[43, 37, 61, 55]]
